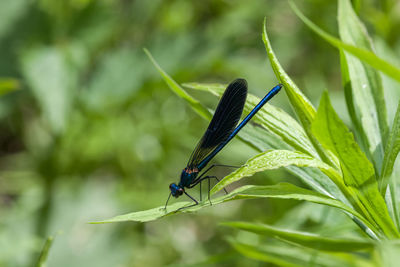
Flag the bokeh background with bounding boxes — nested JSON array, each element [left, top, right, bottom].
[[0, 0, 399, 266]]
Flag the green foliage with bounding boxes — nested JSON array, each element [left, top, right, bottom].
[[98, 1, 400, 265], [2, 0, 400, 266]]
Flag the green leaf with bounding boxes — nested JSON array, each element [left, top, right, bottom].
[[36, 236, 54, 267], [0, 78, 20, 96], [82, 48, 144, 112], [338, 0, 387, 177], [376, 241, 400, 267], [223, 221, 373, 252], [381, 102, 400, 192], [183, 82, 317, 157], [263, 19, 334, 166], [144, 48, 211, 120], [21, 47, 76, 134], [92, 183, 370, 227], [312, 92, 399, 238], [234, 123, 347, 203], [289, 0, 400, 83], [262, 19, 316, 129], [228, 241, 303, 267], [228, 240, 373, 267], [381, 102, 400, 227], [0, 0, 29, 41], [211, 150, 343, 195]]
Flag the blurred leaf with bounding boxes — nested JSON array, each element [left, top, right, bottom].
[[82, 48, 143, 111], [289, 0, 400, 83], [0, 0, 29, 41], [183, 82, 318, 158], [36, 236, 54, 267], [21, 47, 76, 134], [144, 48, 211, 120], [95, 183, 371, 229], [338, 0, 387, 178], [211, 150, 341, 195], [0, 78, 19, 96], [312, 92, 398, 238], [223, 221, 373, 252], [228, 240, 372, 267], [229, 241, 302, 267], [376, 241, 400, 267]]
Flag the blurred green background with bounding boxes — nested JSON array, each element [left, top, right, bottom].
[[0, 0, 399, 266]]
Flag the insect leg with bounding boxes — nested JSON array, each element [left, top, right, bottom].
[[190, 175, 229, 195], [197, 164, 241, 180]]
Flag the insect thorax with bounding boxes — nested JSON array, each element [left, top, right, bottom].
[[179, 167, 199, 187]]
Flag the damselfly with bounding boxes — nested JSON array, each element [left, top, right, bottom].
[[166, 79, 282, 208]]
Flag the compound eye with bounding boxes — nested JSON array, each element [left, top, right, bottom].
[[169, 183, 174, 189], [178, 188, 184, 196]]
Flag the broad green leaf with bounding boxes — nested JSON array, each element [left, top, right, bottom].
[[211, 150, 342, 194], [93, 183, 371, 228], [223, 221, 373, 251], [338, 0, 387, 177], [21, 47, 76, 134], [144, 48, 211, 120], [228, 240, 373, 267], [183, 82, 317, 157], [289, 1, 400, 83], [312, 92, 398, 238], [36, 236, 54, 267], [0, 78, 20, 96], [263, 19, 334, 166]]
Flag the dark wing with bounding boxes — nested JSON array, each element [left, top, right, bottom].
[[187, 78, 247, 169]]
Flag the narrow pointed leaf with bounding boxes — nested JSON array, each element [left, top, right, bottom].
[[144, 48, 211, 120], [229, 241, 303, 267], [93, 183, 370, 228], [263, 19, 334, 166], [36, 236, 54, 267], [381, 102, 400, 192], [338, 0, 387, 177], [289, 0, 400, 83], [223, 221, 373, 251], [312, 92, 399, 238], [229, 241, 373, 267]]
